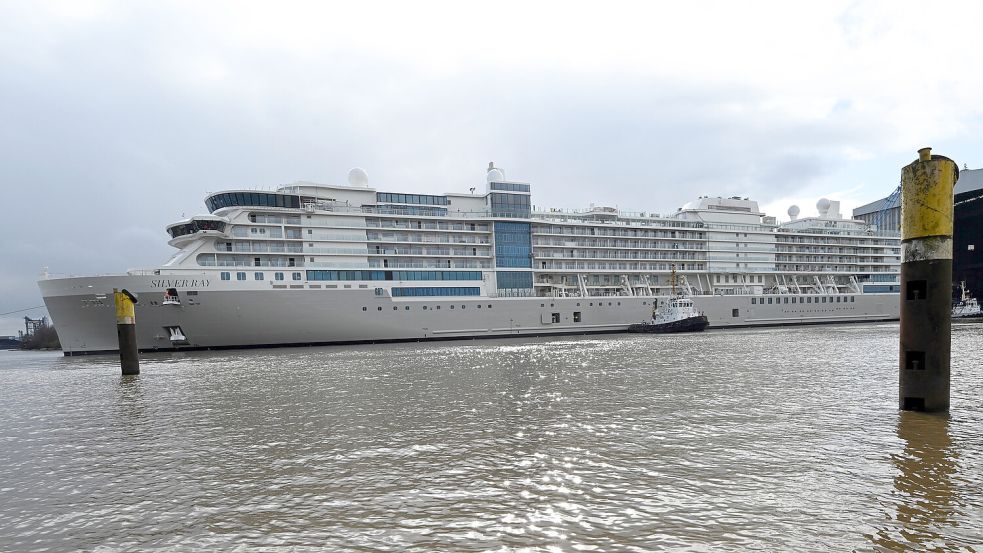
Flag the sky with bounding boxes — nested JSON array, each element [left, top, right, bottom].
[[2, 0, 983, 335]]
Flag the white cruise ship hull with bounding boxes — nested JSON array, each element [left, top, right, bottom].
[[39, 275, 900, 355]]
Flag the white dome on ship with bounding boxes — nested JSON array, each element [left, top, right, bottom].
[[788, 205, 800, 220], [487, 168, 505, 183], [348, 167, 369, 187], [817, 197, 831, 216]]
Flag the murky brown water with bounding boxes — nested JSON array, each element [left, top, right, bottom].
[[1, 322, 981, 552]]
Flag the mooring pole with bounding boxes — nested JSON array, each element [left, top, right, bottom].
[[114, 288, 140, 375], [899, 147, 958, 412]]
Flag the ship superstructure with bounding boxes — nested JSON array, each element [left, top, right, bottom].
[[39, 164, 901, 354]]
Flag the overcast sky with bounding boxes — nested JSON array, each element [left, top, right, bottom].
[[2, 0, 983, 335]]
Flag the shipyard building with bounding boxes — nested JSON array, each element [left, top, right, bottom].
[[853, 167, 983, 300]]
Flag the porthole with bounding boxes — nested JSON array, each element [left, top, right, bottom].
[[423, 306, 428, 310], [362, 307, 367, 311], [450, 305, 455, 309], [377, 307, 382, 311], [393, 306, 398, 311], [405, 306, 410, 310]]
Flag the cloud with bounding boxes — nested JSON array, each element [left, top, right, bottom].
[[2, 0, 983, 333]]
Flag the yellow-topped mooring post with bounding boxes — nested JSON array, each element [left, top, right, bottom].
[[114, 288, 139, 375], [899, 147, 959, 412]]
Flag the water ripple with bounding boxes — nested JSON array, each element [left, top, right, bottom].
[[1, 322, 982, 551]]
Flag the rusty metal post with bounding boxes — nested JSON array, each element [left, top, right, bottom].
[[899, 147, 958, 412]]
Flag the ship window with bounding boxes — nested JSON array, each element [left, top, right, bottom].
[[394, 306, 398, 310], [822, 297, 827, 303], [551, 312, 560, 323], [574, 311, 582, 322], [751, 298, 756, 304], [732, 308, 739, 317], [405, 306, 410, 310], [792, 297, 797, 303], [254, 272, 264, 280], [768, 298, 773, 304], [423, 306, 428, 310], [851, 296, 855, 302], [377, 307, 382, 311], [308, 229, 312, 234], [221, 272, 230, 280], [784, 297, 789, 304], [807, 297, 812, 303], [836, 296, 841, 303], [541, 303, 545, 307], [488, 305, 492, 308], [275, 272, 284, 281], [292, 272, 302, 281], [362, 307, 367, 311], [237, 272, 246, 281], [450, 305, 454, 309], [477, 304, 481, 308]]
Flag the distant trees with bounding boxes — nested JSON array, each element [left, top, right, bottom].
[[21, 326, 60, 350]]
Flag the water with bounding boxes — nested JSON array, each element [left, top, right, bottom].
[[1, 323, 982, 552]]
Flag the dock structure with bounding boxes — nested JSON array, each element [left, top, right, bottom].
[[899, 147, 958, 412]]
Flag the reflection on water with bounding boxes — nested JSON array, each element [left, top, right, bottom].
[[0, 324, 982, 551], [868, 413, 967, 551]]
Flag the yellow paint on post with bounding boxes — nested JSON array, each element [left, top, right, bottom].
[[900, 147, 958, 241], [114, 289, 135, 325]]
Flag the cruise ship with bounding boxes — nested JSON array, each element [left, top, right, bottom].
[[38, 163, 901, 355]]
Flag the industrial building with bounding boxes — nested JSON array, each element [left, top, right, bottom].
[[853, 168, 983, 301]]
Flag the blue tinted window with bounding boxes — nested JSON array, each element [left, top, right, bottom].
[[308, 270, 481, 281], [496, 271, 533, 290], [494, 222, 531, 269], [205, 192, 300, 213], [391, 287, 480, 297]]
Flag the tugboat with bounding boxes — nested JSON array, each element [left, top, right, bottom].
[[952, 281, 983, 319], [628, 265, 710, 333]]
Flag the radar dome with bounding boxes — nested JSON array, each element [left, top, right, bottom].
[[787, 205, 800, 220], [486, 168, 505, 183], [347, 167, 369, 187], [816, 198, 831, 216]]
